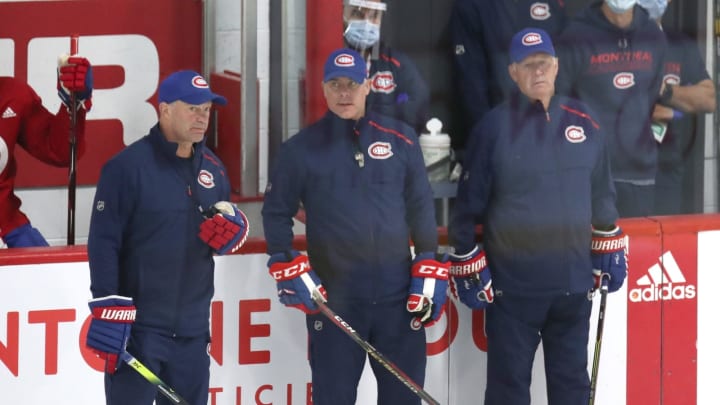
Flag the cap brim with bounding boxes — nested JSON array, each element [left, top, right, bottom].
[[177, 92, 228, 106], [323, 71, 365, 84]]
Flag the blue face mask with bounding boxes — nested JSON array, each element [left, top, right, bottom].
[[605, 0, 637, 14], [344, 20, 380, 50], [637, 0, 668, 20]]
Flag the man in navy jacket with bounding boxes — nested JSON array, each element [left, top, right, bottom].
[[449, 28, 627, 404], [263, 48, 447, 404], [85, 70, 248, 405]]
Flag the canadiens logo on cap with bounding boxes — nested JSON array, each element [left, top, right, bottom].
[[565, 125, 587, 143], [368, 142, 393, 159], [335, 53, 356, 67], [192, 75, 209, 89], [521, 32, 543, 46], [197, 169, 215, 189]]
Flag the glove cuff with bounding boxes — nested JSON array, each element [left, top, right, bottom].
[[449, 244, 481, 262], [268, 254, 311, 281]]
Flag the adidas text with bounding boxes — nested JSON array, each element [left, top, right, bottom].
[[629, 283, 696, 302]]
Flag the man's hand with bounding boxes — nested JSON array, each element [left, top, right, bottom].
[[591, 226, 628, 293], [57, 54, 93, 111], [85, 295, 136, 374], [449, 245, 494, 309], [267, 251, 327, 314], [406, 252, 450, 326], [199, 202, 250, 255]]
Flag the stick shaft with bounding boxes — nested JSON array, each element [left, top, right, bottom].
[[589, 285, 608, 405], [66, 34, 79, 245], [313, 295, 441, 405]]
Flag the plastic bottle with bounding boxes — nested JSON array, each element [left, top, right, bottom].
[[419, 117, 451, 182]]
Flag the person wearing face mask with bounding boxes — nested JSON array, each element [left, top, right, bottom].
[[342, 0, 430, 135], [555, 0, 667, 217], [637, 0, 716, 215], [448, 0, 568, 151]]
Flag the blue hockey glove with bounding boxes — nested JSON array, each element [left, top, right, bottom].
[[406, 252, 450, 326], [449, 245, 494, 310], [57, 54, 93, 111], [86, 295, 136, 374], [591, 226, 628, 293], [268, 251, 327, 314], [2, 223, 50, 247], [199, 201, 250, 255]]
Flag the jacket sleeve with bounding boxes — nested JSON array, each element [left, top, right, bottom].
[[450, 0, 492, 126], [17, 84, 87, 166], [403, 128, 438, 254], [87, 158, 134, 298], [262, 141, 304, 255], [590, 120, 619, 229], [449, 118, 493, 254]]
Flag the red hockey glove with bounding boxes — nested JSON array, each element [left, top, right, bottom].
[[57, 54, 93, 111], [199, 202, 250, 255], [85, 295, 135, 374], [591, 226, 628, 293], [406, 252, 450, 326], [449, 245, 494, 310], [268, 251, 327, 314]]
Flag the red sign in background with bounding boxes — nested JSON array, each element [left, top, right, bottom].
[[0, 0, 203, 187]]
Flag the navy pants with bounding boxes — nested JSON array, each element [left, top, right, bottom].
[[104, 329, 210, 405], [306, 299, 427, 405], [485, 292, 592, 405]]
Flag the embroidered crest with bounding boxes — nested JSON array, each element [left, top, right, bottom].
[[565, 125, 587, 143], [368, 142, 393, 159], [197, 169, 215, 189]]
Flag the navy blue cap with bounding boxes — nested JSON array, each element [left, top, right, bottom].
[[158, 70, 227, 105], [323, 48, 367, 83], [509, 28, 556, 63]]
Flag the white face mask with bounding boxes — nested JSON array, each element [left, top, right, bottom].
[[606, 0, 637, 14], [344, 20, 381, 50], [637, 0, 668, 20]]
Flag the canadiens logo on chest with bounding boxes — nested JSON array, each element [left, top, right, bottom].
[[565, 125, 587, 143], [613, 72, 635, 89], [371, 71, 397, 94], [529, 2, 551, 20], [197, 169, 215, 189], [368, 142, 393, 159]]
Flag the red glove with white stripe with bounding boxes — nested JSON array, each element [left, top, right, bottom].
[[85, 295, 136, 374], [57, 54, 93, 111], [268, 251, 327, 314], [199, 201, 250, 255], [406, 252, 450, 326]]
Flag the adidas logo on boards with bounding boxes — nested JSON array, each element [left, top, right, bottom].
[[628, 251, 696, 302], [2, 107, 16, 119]]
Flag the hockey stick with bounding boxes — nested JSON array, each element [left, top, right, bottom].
[[120, 351, 191, 405], [66, 34, 79, 245], [312, 292, 441, 405], [588, 279, 609, 405]]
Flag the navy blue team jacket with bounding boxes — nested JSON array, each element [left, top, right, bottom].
[[367, 44, 430, 134], [555, 1, 666, 183], [450, 92, 619, 296], [88, 125, 230, 336], [262, 111, 438, 303]]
